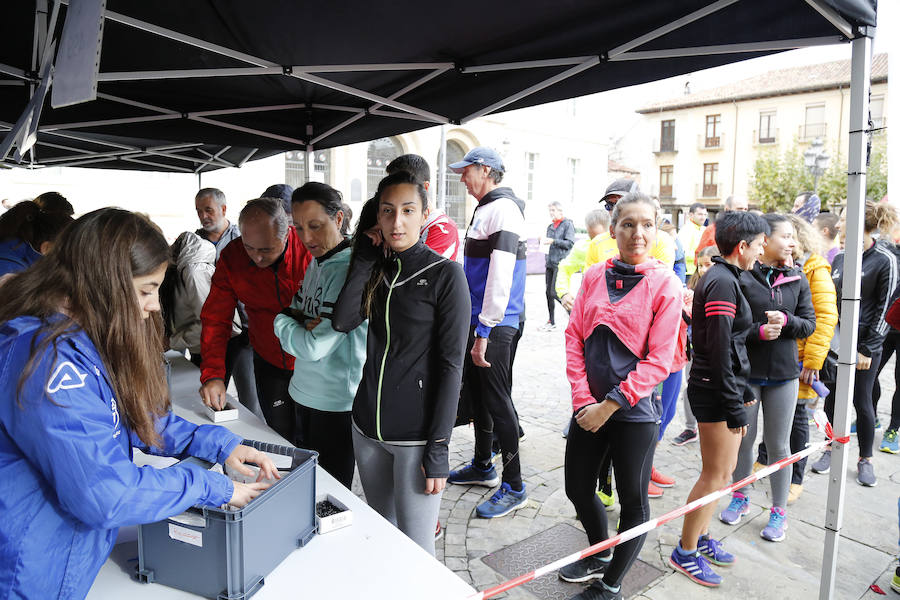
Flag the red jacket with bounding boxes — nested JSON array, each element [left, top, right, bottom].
[[421, 209, 460, 261], [200, 227, 311, 382], [565, 257, 681, 422]]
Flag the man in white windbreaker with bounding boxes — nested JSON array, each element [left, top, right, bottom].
[[447, 147, 530, 519]]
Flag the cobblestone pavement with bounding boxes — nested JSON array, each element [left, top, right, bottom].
[[432, 274, 900, 600]]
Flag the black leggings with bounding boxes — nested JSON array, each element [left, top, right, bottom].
[[825, 350, 882, 457], [467, 325, 522, 489], [872, 333, 900, 430], [545, 266, 559, 325], [564, 417, 657, 588], [294, 404, 354, 488]]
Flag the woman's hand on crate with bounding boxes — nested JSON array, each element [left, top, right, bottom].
[[226, 445, 282, 482], [229, 481, 271, 508]]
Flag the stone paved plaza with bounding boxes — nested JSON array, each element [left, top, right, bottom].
[[431, 274, 900, 600]]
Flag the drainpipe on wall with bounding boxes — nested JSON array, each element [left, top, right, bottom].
[[731, 99, 738, 197]]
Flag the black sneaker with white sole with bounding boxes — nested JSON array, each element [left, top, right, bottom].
[[558, 555, 611, 583]]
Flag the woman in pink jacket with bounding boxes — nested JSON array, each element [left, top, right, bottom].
[[558, 193, 682, 600]]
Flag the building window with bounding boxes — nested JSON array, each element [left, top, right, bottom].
[[802, 104, 826, 140], [367, 137, 403, 197], [871, 95, 885, 129], [526, 152, 538, 201], [660, 120, 675, 152], [759, 111, 777, 144], [565, 158, 579, 203], [702, 163, 719, 198], [659, 165, 673, 198], [705, 114, 721, 148], [440, 140, 468, 228], [284, 150, 331, 187]]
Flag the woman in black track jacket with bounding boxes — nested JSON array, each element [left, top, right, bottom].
[[333, 170, 470, 555], [813, 200, 899, 487]]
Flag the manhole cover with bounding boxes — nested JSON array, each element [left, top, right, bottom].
[[481, 523, 664, 600]]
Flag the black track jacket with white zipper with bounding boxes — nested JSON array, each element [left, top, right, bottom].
[[333, 237, 471, 478]]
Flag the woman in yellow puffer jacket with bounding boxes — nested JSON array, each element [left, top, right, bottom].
[[757, 214, 838, 503]]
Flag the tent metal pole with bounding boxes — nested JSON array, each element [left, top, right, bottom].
[[237, 148, 257, 167], [804, 0, 854, 38], [818, 33, 872, 600], [610, 36, 844, 61], [369, 109, 439, 122], [0, 63, 29, 79], [289, 71, 449, 123], [306, 147, 313, 183], [98, 62, 455, 81], [42, 114, 180, 130], [438, 124, 447, 211], [146, 149, 232, 168], [608, 0, 739, 59], [461, 57, 599, 123], [196, 146, 235, 169], [461, 56, 595, 74], [310, 103, 367, 114], [35, 155, 118, 168], [121, 156, 195, 172], [309, 68, 450, 146]]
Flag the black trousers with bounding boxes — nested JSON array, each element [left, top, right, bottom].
[[565, 418, 657, 588], [294, 404, 355, 489], [825, 350, 882, 457], [545, 265, 559, 325], [467, 325, 523, 489], [872, 333, 900, 430], [252, 352, 295, 443]]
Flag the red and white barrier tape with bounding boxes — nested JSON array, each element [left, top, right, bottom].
[[467, 409, 849, 600]]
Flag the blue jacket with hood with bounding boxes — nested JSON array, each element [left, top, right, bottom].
[[0, 316, 240, 600], [0, 237, 41, 277]]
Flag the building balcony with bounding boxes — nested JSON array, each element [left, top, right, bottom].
[[697, 132, 725, 150], [753, 128, 780, 146], [799, 123, 827, 142], [652, 138, 678, 154], [695, 182, 721, 200]]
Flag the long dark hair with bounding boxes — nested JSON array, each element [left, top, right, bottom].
[[0, 208, 171, 447], [0, 200, 73, 249]]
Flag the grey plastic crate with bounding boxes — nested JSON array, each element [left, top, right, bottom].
[[137, 440, 317, 600]]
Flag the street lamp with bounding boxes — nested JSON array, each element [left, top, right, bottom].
[[803, 137, 831, 193]]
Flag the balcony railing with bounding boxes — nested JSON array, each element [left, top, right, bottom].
[[799, 123, 827, 141], [695, 182, 721, 199], [697, 132, 725, 150], [753, 128, 779, 145], [652, 137, 678, 154]]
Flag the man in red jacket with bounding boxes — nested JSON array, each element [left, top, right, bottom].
[[200, 197, 312, 441]]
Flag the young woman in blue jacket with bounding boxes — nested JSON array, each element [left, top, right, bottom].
[[274, 182, 367, 488], [0, 208, 277, 600]]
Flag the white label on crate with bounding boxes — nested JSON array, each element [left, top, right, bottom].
[[168, 523, 203, 547]]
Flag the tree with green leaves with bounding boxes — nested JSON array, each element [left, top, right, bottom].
[[748, 132, 887, 213]]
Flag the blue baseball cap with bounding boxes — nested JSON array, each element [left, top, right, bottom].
[[449, 146, 505, 174]]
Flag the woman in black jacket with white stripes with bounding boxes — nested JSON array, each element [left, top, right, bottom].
[[332, 170, 471, 555], [812, 200, 899, 487]]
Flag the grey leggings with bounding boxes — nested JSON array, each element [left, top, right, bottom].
[[683, 361, 697, 431], [733, 380, 799, 508], [352, 427, 443, 556]]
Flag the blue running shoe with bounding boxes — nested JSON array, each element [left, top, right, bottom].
[[476, 483, 528, 518], [760, 506, 787, 542], [880, 429, 900, 454], [448, 461, 500, 487], [719, 492, 750, 525], [669, 545, 723, 587], [697, 535, 735, 566]]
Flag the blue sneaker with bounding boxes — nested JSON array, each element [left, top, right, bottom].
[[697, 535, 735, 566], [476, 483, 528, 518], [880, 429, 900, 454], [719, 492, 750, 525], [669, 545, 723, 587], [760, 506, 787, 542], [448, 462, 500, 487]]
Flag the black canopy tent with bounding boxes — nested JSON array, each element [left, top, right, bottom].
[[0, 3, 881, 599], [0, 0, 877, 173]]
